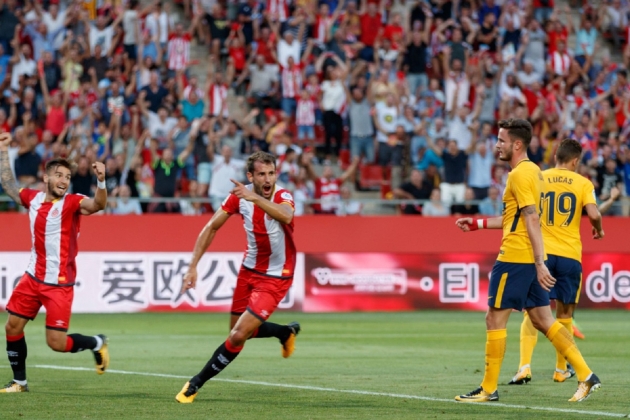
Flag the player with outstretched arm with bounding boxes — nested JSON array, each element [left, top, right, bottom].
[[0, 132, 110, 393], [454, 120, 601, 403], [176, 151, 300, 403]]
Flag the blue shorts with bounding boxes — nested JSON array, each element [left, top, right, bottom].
[[547, 255, 582, 305], [488, 261, 550, 311], [297, 125, 315, 140]]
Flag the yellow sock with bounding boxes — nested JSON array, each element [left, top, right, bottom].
[[546, 321, 591, 381], [519, 312, 538, 369], [480, 329, 507, 393], [555, 318, 573, 371]]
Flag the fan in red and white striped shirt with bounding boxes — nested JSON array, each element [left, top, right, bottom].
[[280, 58, 303, 99], [167, 24, 192, 71], [296, 90, 316, 127]]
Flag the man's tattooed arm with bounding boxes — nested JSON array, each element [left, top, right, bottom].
[[0, 149, 22, 205]]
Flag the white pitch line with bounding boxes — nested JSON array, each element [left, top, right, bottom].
[[8, 364, 623, 418]]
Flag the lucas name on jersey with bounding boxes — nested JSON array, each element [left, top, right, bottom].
[[547, 176, 574, 185]]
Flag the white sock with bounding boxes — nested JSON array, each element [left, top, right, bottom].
[[93, 335, 103, 352], [13, 379, 27, 386]]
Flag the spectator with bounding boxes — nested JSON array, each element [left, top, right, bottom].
[[479, 185, 503, 216], [403, 25, 431, 96], [318, 53, 348, 158], [596, 158, 624, 214], [110, 184, 143, 215], [336, 185, 362, 216], [305, 156, 359, 214], [208, 144, 246, 211], [451, 187, 480, 216], [422, 188, 450, 216], [393, 168, 432, 215], [434, 139, 472, 207], [71, 156, 94, 196], [148, 135, 194, 213], [14, 133, 41, 188], [468, 134, 494, 200]]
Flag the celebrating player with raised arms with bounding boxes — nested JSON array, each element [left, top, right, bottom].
[[176, 151, 300, 404], [508, 139, 618, 385], [454, 120, 601, 403], [0, 132, 110, 393]]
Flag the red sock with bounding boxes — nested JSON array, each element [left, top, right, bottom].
[[64, 336, 74, 353], [6, 333, 24, 342], [225, 339, 243, 354]]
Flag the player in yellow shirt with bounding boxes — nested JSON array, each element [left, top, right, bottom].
[[508, 139, 619, 385], [454, 120, 601, 403]]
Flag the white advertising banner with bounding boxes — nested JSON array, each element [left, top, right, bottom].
[[0, 252, 305, 313]]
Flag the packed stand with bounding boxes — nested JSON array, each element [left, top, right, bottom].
[[0, 0, 628, 216]]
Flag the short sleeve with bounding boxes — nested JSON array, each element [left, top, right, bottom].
[[221, 193, 240, 215], [274, 189, 295, 209], [69, 193, 87, 213], [19, 188, 39, 208], [511, 170, 538, 208], [582, 180, 597, 207]]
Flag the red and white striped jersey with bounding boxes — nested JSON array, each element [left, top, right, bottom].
[[281, 64, 302, 98], [266, 0, 288, 22], [221, 185, 296, 278], [167, 33, 191, 71], [313, 16, 333, 45], [208, 83, 228, 117], [550, 51, 571, 76], [313, 177, 342, 213], [296, 98, 315, 126], [19, 189, 84, 286]]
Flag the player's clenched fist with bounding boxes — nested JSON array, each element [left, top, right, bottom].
[[92, 162, 106, 181], [455, 218, 474, 232], [0, 132, 13, 150]]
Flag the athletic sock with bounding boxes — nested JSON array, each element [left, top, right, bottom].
[[519, 312, 538, 369], [65, 334, 98, 353], [249, 322, 288, 340], [555, 318, 573, 371], [6, 334, 27, 382], [191, 340, 243, 389], [546, 321, 591, 381], [480, 329, 507, 394]]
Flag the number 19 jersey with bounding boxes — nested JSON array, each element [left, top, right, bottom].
[[541, 168, 597, 263], [498, 160, 545, 264]]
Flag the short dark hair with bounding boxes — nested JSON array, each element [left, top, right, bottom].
[[556, 139, 582, 164], [246, 151, 276, 174], [498, 118, 533, 148], [45, 158, 73, 174]]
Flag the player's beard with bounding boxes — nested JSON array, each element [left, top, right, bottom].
[[499, 144, 513, 162], [48, 180, 66, 199]]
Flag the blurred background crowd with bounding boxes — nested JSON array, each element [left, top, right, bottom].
[[0, 0, 628, 215]]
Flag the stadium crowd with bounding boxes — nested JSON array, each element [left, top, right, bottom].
[[0, 0, 628, 216]]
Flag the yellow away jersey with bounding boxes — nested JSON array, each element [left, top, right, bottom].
[[498, 160, 544, 264], [540, 168, 597, 263]]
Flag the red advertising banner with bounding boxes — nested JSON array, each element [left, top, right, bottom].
[[303, 253, 630, 311]]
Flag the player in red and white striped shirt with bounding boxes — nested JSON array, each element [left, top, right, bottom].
[[176, 151, 300, 404], [0, 133, 110, 393], [167, 24, 192, 71]]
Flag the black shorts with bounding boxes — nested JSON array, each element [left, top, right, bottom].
[[378, 143, 403, 166], [124, 44, 137, 60]]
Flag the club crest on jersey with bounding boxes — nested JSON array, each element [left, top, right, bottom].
[[51, 208, 60, 218]]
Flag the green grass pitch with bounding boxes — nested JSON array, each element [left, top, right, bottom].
[[1, 311, 628, 419]]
